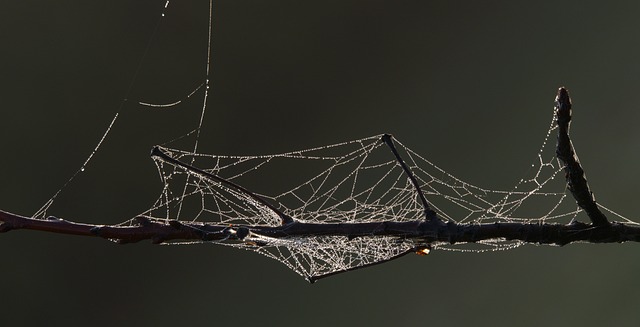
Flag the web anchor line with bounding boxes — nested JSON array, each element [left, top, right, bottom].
[[0, 87, 638, 282]]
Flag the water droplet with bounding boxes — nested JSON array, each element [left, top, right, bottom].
[[80, 167, 85, 172]]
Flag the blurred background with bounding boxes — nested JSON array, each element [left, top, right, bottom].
[[2, 0, 640, 325]]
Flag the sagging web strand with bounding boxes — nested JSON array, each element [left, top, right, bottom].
[[35, 0, 215, 219], [132, 110, 632, 281]]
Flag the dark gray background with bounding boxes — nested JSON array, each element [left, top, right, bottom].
[[2, 1, 640, 326]]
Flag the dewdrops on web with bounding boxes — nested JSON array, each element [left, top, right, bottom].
[[162, 1, 169, 17], [138, 111, 585, 280]]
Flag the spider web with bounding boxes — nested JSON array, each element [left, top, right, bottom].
[[26, 1, 637, 282], [129, 111, 624, 281]]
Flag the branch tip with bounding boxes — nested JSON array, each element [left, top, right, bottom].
[[556, 87, 571, 107], [555, 87, 572, 124], [150, 145, 166, 159]]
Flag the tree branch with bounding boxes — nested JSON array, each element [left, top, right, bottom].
[[0, 87, 636, 251], [555, 87, 610, 226], [382, 134, 442, 223], [151, 146, 295, 225], [0, 212, 204, 244], [1, 209, 639, 246]]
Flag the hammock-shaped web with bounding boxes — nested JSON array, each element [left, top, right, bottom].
[[11, 1, 633, 283], [125, 109, 617, 282]]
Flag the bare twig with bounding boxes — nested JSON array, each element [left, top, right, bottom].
[[382, 134, 442, 223], [555, 87, 610, 226]]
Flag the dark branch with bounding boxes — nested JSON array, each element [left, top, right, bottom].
[[0, 86, 636, 281], [0, 211, 205, 244], [555, 87, 610, 226], [2, 209, 639, 246], [382, 134, 442, 223]]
